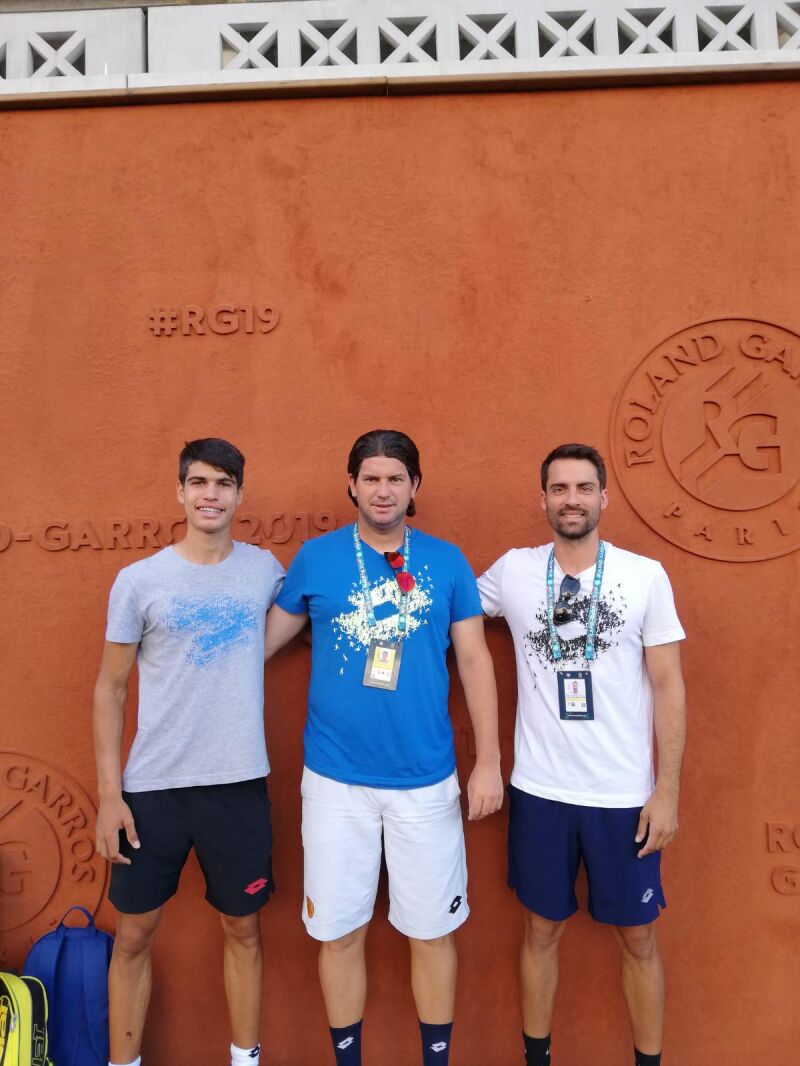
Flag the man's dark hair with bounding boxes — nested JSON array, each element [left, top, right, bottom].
[[540, 443, 607, 491], [347, 429, 422, 517], [178, 438, 245, 487]]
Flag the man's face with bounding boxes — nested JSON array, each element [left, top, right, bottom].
[[177, 461, 242, 534], [349, 456, 419, 535], [541, 458, 607, 540]]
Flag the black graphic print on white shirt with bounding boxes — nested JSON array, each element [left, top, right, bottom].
[[523, 583, 628, 675]]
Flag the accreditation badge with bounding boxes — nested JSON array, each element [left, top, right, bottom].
[[557, 670, 594, 721], [362, 638, 403, 690]]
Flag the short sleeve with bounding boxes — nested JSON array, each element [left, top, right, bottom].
[[642, 564, 686, 647], [105, 570, 144, 645], [449, 547, 483, 623], [275, 544, 309, 616], [476, 554, 508, 618], [266, 553, 286, 607]]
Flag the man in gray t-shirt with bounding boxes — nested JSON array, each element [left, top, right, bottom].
[[93, 439, 284, 1066]]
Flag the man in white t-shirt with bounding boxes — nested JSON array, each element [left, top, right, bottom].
[[478, 443, 686, 1066]]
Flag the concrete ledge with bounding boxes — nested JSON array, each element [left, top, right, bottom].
[[0, 72, 127, 100]]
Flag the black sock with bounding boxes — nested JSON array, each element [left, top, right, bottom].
[[419, 1021, 453, 1064], [523, 1032, 551, 1065], [634, 1050, 661, 1066], [329, 1020, 362, 1065]]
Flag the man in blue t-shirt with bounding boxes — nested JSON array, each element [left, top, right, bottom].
[[266, 429, 503, 1066]]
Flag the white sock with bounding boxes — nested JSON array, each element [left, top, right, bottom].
[[109, 1058, 141, 1066], [230, 1042, 260, 1066]]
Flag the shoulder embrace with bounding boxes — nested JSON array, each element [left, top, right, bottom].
[[236, 541, 281, 563]]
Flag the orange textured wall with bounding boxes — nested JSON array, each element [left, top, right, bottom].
[[1, 82, 798, 1065]]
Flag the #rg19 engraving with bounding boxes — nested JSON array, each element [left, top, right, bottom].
[[148, 304, 279, 336], [0, 511, 336, 553]]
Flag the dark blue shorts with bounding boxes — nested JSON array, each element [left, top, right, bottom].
[[109, 778, 274, 917], [508, 786, 665, 926]]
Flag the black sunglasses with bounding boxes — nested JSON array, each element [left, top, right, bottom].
[[553, 575, 581, 625]]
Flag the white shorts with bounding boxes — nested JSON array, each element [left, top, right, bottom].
[[301, 767, 469, 942]]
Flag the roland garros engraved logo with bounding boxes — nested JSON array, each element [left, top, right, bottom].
[[611, 318, 800, 562], [0, 752, 106, 967]]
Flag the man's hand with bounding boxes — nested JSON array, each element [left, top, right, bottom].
[[466, 761, 504, 821], [95, 794, 140, 864], [636, 788, 678, 858]]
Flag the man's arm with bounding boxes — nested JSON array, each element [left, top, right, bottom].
[[450, 616, 504, 822], [93, 640, 140, 864], [265, 603, 309, 660], [637, 641, 686, 858]]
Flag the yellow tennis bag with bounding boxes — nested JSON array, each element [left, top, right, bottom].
[[0, 973, 52, 1066]]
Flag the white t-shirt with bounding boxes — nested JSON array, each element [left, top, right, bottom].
[[478, 543, 685, 808]]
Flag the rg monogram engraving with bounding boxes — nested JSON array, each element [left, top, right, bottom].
[[612, 319, 800, 562], [0, 753, 106, 970]]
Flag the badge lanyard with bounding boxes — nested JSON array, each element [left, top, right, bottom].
[[352, 522, 412, 640], [546, 542, 606, 663]]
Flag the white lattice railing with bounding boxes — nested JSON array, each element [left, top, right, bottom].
[[1, 1, 800, 102], [0, 7, 143, 83], [145, 0, 800, 72]]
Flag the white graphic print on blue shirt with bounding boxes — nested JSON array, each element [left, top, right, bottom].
[[331, 566, 434, 675]]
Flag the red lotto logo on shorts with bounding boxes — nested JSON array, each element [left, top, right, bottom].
[[244, 877, 269, 895]]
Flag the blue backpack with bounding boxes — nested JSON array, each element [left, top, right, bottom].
[[24, 907, 114, 1066]]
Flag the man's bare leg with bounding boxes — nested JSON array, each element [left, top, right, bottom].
[[221, 912, 264, 1051], [613, 924, 664, 1056], [408, 933, 457, 1022], [318, 923, 369, 1027], [108, 908, 162, 1064], [409, 933, 457, 1063], [520, 910, 566, 1038]]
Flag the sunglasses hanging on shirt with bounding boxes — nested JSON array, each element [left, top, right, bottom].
[[553, 574, 581, 625], [385, 550, 416, 592]]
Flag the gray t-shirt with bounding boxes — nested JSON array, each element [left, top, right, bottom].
[[106, 542, 285, 792]]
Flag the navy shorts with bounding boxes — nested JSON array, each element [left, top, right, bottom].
[[109, 778, 274, 917], [508, 786, 665, 926]]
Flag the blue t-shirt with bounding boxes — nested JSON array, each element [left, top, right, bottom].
[[276, 524, 482, 788]]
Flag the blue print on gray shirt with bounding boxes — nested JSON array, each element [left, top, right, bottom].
[[164, 594, 259, 667]]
